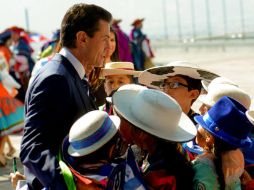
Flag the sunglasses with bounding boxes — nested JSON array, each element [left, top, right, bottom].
[[159, 81, 189, 89]]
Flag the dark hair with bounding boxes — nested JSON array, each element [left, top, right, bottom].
[[132, 126, 195, 190], [60, 3, 112, 48], [157, 140, 195, 190], [178, 75, 202, 92], [110, 26, 119, 62], [213, 137, 238, 190], [0, 32, 12, 46]]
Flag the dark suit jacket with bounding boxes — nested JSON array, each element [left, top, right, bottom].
[[20, 54, 97, 189]]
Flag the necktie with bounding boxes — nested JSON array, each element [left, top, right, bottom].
[[82, 77, 96, 104]]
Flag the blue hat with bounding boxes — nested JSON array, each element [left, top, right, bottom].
[[194, 96, 253, 148]]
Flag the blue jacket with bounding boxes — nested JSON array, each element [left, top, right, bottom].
[[20, 54, 97, 189]]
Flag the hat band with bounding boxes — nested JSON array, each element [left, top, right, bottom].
[[203, 113, 251, 147], [70, 116, 112, 150]]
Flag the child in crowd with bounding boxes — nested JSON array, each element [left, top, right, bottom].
[[192, 96, 253, 189], [61, 110, 126, 189], [12, 110, 127, 190], [113, 86, 197, 189], [100, 61, 140, 114]]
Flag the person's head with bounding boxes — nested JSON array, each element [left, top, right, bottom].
[[8, 26, 24, 43], [112, 87, 197, 152], [160, 75, 202, 114], [101, 62, 141, 96], [194, 96, 253, 150], [131, 18, 144, 29], [60, 3, 112, 74], [0, 30, 12, 46], [138, 61, 219, 114], [104, 26, 119, 63], [62, 110, 122, 172]]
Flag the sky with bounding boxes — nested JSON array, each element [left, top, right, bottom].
[[1, 0, 254, 40]]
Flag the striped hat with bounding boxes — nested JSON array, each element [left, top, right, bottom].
[[66, 110, 120, 157]]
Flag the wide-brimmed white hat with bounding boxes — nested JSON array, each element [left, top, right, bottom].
[[66, 110, 120, 157], [106, 84, 147, 103], [199, 84, 251, 109], [201, 76, 238, 92], [246, 110, 254, 125], [138, 61, 219, 90], [112, 88, 197, 142], [101, 62, 141, 78]]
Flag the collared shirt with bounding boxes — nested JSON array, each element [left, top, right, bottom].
[[58, 47, 85, 79]]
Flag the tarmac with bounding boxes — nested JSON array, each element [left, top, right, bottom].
[[0, 42, 254, 190], [0, 134, 23, 190]]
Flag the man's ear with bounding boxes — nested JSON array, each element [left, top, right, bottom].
[[189, 89, 200, 101], [76, 31, 88, 46]]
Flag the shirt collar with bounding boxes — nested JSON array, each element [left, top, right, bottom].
[[58, 47, 85, 79]]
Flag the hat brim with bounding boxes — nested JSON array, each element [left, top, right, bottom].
[[138, 65, 219, 90], [194, 115, 252, 148], [113, 90, 197, 142], [246, 110, 254, 125], [67, 115, 121, 157], [101, 69, 141, 78]]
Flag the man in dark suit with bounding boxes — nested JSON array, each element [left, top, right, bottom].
[[20, 4, 112, 189]]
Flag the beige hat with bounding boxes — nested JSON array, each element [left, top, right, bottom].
[[246, 110, 254, 125], [101, 62, 141, 78], [67, 110, 120, 157], [138, 60, 219, 90], [199, 84, 251, 109], [201, 76, 238, 92], [112, 88, 197, 142]]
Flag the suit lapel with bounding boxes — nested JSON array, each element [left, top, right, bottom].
[[54, 54, 97, 110]]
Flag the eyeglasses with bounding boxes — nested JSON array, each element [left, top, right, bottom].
[[159, 81, 189, 90]]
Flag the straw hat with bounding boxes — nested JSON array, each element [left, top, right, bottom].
[[201, 76, 238, 92], [194, 96, 253, 148], [246, 110, 254, 125], [138, 61, 219, 90], [199, 83, 251, 109], [101, 62, 141, 78], [66, 110, 120, 157], [112, 88, 197, 142]]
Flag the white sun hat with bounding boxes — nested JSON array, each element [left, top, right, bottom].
[[201, 76, 238, 92], [67, 110, 120, 157], [101, 62, 141, 78], [246, 110, 254, 125], [112, 88, 197, 142], [199, 83, 251, 109], [106, 84, 147, 103], [138, 60, 219, 90]]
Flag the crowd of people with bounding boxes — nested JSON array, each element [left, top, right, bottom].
[[0, 2, 254, 190]]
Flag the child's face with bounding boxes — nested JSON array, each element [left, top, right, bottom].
[[196, 125, 214, 150], [104, 75, 133, 96], [199, 103, 211, 115]]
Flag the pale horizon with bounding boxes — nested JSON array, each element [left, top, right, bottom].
[[1, 0, 254, 40]]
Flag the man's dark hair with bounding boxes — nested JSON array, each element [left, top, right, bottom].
[[60, 3, 112, 48], [178, 75, 202, 92]]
